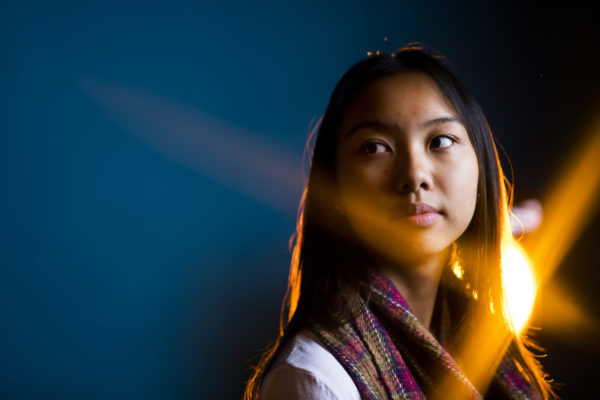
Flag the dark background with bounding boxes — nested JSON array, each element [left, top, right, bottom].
[[1, 1, 598, 398]]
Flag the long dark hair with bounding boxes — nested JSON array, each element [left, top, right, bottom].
[[244, 45, 553, 399]]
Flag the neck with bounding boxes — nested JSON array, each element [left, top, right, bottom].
[[378, 248, 450, 330]]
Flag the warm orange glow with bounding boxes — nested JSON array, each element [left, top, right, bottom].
[[542, 280, 598, 337], [451, 260, 464, 279], [530, 121, 600, 281], [502, 241, 537, 334]]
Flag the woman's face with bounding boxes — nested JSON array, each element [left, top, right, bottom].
[[335, 72, 479, 265]]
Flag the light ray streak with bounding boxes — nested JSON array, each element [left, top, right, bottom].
[[541, 280, 600, 345], [530, 120, 600, 282], [81, 78, 303, 213]]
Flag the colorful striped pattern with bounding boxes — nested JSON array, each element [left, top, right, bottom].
[[311, 269, 541, 400]]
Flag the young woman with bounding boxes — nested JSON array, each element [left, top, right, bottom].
[[244, 46, 554, 400]]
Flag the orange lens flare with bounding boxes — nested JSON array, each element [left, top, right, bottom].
[[502, 240, 537, 334]]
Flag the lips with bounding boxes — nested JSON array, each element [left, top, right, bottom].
[[407, 203, 438, 216], [395, 203, 439, 217], [392, 203, 441, 227]]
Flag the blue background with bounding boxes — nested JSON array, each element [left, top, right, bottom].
[[2, 1, 598, 398]]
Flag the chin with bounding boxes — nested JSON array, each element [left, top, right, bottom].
[[350, 223, 454, 264], [368, 237, 450, 266]]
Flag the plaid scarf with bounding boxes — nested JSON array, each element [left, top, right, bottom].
[[310, 269, 541, 400]]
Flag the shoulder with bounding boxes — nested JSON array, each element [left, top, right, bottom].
[[258, 329, 360, 400]]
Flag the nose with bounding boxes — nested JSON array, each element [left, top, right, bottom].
[[394, 149, 433, 194]]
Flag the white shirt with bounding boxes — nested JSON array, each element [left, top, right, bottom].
[[258, 329, 361, 400]]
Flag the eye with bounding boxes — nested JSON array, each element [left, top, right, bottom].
[[361, 141, 390, 155], [430, 135, 455, 149]]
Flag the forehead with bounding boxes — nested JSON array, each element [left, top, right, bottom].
[[338, 72, 457, 134]]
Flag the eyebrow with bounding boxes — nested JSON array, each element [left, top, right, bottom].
[[344, 116, 462, 137]]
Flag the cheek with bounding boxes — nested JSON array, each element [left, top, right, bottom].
[[463, 165, 480, 219], [442, 155, 479, 224], [336, 160, 395, 239], [337, 159, 392, 200]]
